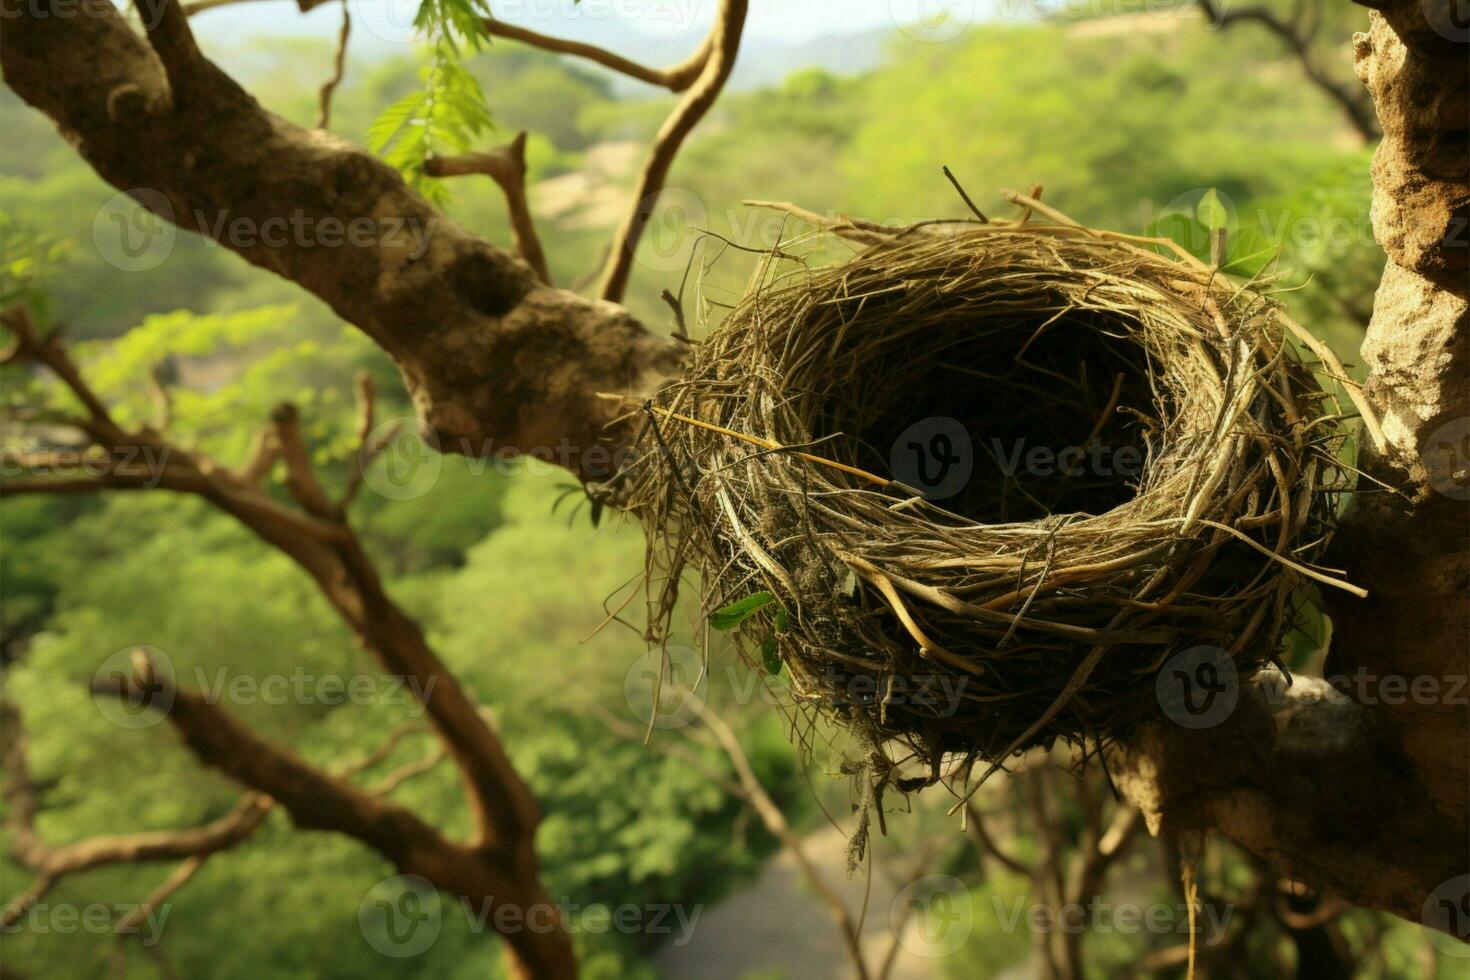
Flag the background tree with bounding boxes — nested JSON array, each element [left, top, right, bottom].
[[1, 1, 1464, 976]]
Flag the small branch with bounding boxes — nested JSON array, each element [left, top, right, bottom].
[[1195, 0, 1379, 141], [482, 18, 712, 91], [368, 748, 448, 797], [941, 165, 989, 222], [269, 403, 335, 519], [91, 651, 458, 875], [2, 698, 270, 922], [2, 307, 121, 437], [689, 700, 873, 980], [236, 423, 281, 486], [183, 0, 336, 14], [963, 800, 1032, 877], [147, 364, 172, 431], [137, 0, 203, 89], [426, 133, 551, 285], [599, 0, 749, 302], [316, 0, 350, 130]]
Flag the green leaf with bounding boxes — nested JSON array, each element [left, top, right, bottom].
[[775, 605, 789, 633], [710, 591, 775, 631], [1196, 188, 1228, 231], [761, 638, 783, 675]]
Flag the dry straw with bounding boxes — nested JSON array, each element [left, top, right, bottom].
[[616, 189, 1372, 805]]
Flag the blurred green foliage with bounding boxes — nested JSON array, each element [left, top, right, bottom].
[[2, 5, 1421, 977]]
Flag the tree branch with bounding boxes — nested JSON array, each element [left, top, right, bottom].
[[427, 132, 552, 285], [1112, 672, 1466, 929], [598, 0, 749, 302], [1, 0, 684, 481], [315, 0, 349, 130], [481, 17, 712, 91], [0, 323, 578, 977], [1114, 2, 1467, 933], [1194, 0, 1380, 141]]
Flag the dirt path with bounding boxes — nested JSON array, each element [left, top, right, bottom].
[[654, 825, 947, 980]]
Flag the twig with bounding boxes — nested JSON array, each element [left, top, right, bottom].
[[941, 165, 989, 222], [427, 133, 551, 284], [598, 0, 749, 301], [316, 0, 350, 130]]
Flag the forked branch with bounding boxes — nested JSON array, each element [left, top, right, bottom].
[[427, 132, 551, 284]]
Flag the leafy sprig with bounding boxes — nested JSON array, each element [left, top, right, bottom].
[[366, 0, 496, 202]]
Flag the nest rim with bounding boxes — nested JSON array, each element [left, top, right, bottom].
[[622, 202, 1368, 794]]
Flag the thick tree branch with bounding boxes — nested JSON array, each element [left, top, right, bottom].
[[1112, 673, 1464, 928], [598, 0, 749, 302], [0, 0, 684, 481], [427, 132, 552, 285], [1115, 2, 1468, 932]]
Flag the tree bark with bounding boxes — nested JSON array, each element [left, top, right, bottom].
[[1113, 1, 1469, 933], [0, 0, 684, 481]]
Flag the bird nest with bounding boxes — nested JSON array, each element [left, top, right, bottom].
[[619, 197, 1365, 793]]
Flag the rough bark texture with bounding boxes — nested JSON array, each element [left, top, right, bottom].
[[0, 0, 684, 480], [1114, 1, 1469, 932]]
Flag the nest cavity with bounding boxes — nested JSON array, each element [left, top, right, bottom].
[[623, 211, 1356, 786]]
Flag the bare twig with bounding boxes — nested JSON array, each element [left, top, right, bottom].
[[316, 0, 350, 130], [599, 0, 749, 301], [482, 17, 712, 91], [426, 132, 551, 284], [1194, 0, 1378, 141]]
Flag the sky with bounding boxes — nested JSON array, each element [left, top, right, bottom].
[[189, 0, 1031, 49]]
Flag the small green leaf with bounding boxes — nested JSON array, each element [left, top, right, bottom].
[[1196, 188, 1228, 231], [710, 591, 775, 630], [761, 638, 783, 675], [775, 605, 790, 633]]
